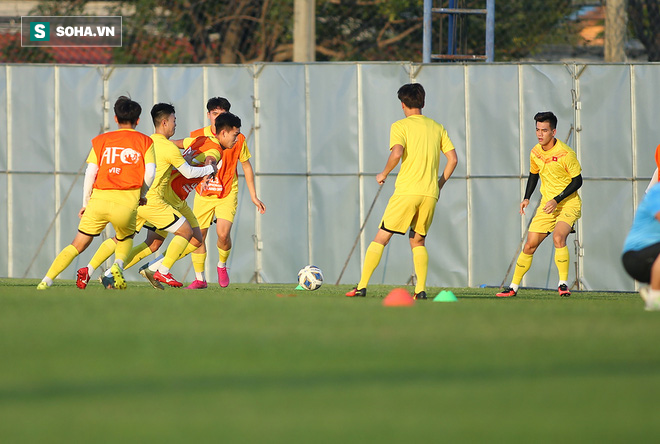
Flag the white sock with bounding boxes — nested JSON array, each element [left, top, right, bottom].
[[43, 277, 53, 286], [558, 280, 568, 287], [218, 261, 226, 268], [510, 283, 519, 292], [196, 271, 206, 281], [148, 254, 164, 272], [114, 260, 124, 269], [87, 265, 96, 276], [648, 289, 660, 301]]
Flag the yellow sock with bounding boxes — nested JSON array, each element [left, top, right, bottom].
[[412, 246, 429, 294], [162, 236, 189, 271], [45, 244, 79, 280], [178, 242, 198, 261], [124, 242, 153, 270], [357, 242, 384, 289], [88, 238, 117, 270], [191, 252, 206, 281], [191, 252, 207, 273], [555, 246, 570, 282], [218, 247, 231, 267], [114, 238, 134, 268], [512, 252, 533, 286]]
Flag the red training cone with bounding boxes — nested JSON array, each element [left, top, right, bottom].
[[383, 288, 415, 306]]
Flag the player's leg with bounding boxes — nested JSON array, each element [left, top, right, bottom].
[[553, 202, 581, 296], [646, 254, 660, 310], [190, 194, 215, 284], [135, 200, 189, 287], [348, 194, 410, 297], [82, 237, 118, 282], [346, 228, 392, 296], [622, 244, 660, 310], [497, 231, 547, 297], [215, 218, 233, 287], [498, 206, 555, 297], [212, 192, 238, 288], [39, 198, 108, 289], [176, 205, 203, 261], [125, 228, 166, 270], [38, 232, 94, 289], [190, 227, 210, 283], [184, 225, 208, 289], [106, 202, 141, 290], [552, 221, 573, 296], [154, 219, 193, 287], [409, 196, 435, 300], [410, 231, 428, 299]]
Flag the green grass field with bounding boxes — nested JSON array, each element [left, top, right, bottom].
[[0, 279, 658, 443]]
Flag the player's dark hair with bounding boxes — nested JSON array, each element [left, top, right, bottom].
[[397, 83, 425, 109], [151, 103, 176, 127], [114, 96, 141, 124], [534, 111, 558, 130], [214, 112, 241, 133], [207, 97, 231, 112]]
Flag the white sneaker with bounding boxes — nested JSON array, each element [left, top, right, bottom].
[[640, 286, 660, 311]]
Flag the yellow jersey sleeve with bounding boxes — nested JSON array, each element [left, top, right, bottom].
[[162, 141, 186, 169], [439, 126, 455, 154], [389, 120, 406, 150], [239, 139, 251, 163], [529, 150, 540, 174], [562, 150, 581, 177], [144, 143, 155, 164], [86, 147, 98, 164]]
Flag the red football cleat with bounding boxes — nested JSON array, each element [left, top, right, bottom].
[[496, 287, 517, 298], [76, 267, 90, 289], [345, 287, 366, 297], [558, 284, 571, 297], [154, 271, 183, 288]]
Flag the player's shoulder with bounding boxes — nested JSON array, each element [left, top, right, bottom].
[[190, 125, 212, 138]]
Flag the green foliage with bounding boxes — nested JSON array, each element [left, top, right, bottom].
[[0, 36, 55, 63], [628, 0, 660, 61], [21, 0, 658, 63], [316, 0, 424, 61]]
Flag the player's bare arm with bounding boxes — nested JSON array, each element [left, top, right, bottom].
[[377, 144, 404, 184], [241, 159, 266, 214], [438, 149, 458, 191]]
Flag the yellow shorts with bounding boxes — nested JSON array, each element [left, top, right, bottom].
[[137, 196, 184, 232], [78, 197, 137, 240], [529, 198, 582, 234], [173, 200, 199, 229], [193, 189, 238, 229], [141, 200, 199, 238], [380, 194, 438, 236]]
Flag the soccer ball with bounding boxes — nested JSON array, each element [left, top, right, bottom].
[[298, 265, 324, 291]]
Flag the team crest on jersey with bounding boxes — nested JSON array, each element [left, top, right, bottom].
[[120, 148, 141, 164], [101, 147, 142, 165]]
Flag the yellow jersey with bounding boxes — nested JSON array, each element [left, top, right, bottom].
[[389, 114, 455, 199], [529, 139, 582, 203]]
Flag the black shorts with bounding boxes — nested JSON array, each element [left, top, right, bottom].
[[621, 242, 660, 283]]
